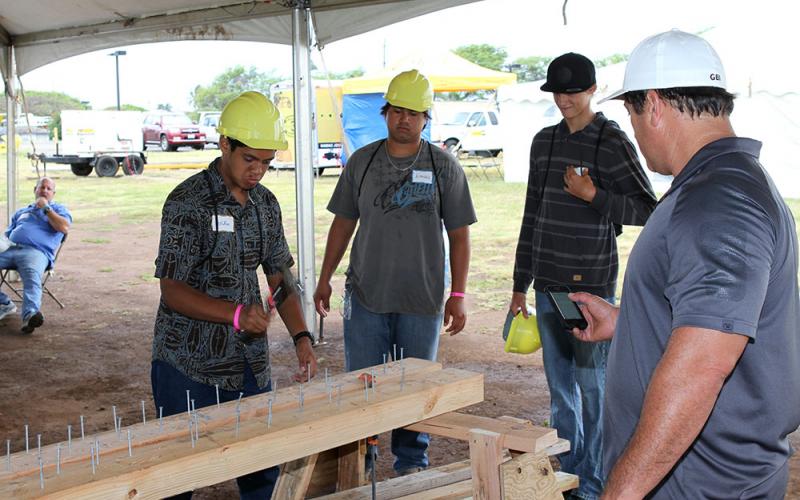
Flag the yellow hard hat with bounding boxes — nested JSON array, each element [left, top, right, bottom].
[[217, 91, 288, 150], [503, 310, 541, 355], [383, 69, 433, 112]]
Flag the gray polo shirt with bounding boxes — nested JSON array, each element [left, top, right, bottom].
[[328, 139, 476, 315], [605, 138, 800, 497]]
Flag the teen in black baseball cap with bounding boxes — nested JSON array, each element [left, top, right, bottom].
[[540, 52, 596, 93]]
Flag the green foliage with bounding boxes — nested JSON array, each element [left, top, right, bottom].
[[190, 65, 283, 111], [453, 44, 508, 71], [103, 104, 146, 111], [595, 53, 628, 68], [510, 56, 552, 82], [156, 103, 173, 111], [314, 68, 364, 80]]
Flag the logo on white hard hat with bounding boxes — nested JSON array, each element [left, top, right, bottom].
[[599, 29, 727, 104]]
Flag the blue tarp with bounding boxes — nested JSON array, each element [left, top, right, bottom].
[[341, 93, 431, 165]]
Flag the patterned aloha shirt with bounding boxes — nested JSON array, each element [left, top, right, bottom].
[[152, 159, 293, 391]]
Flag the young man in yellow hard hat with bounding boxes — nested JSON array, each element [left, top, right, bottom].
[[314, 69, 477, 475], [151, 91, 317, 499]]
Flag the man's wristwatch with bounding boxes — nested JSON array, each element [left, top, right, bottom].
[[43, 205, 51, 215], [292, 331, 314, 346]]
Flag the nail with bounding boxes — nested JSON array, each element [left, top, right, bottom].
[[267, 399, 273, 428], [141, 401, 147, 425], [186, 390, 191, 419], [95, 437, 100, 465], [6, 439, 10, 471], [90, 445, 96, 474], [383, 353, 387, 373], [56, 444, 61, 475], [159, 407, 164, 432], [25, 425, 29, 454], [127, 430, 132, 457], [215, 384, 220, 408], [113, 405, 118, 434], [39, 457, 44, 490], [80, 416, 85, 440], [67, 424, 72, 453]]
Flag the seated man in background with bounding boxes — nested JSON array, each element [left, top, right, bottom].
[[0, 177, 71, 334]]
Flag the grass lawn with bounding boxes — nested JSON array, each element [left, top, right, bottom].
[[1, 153, 798, 314]]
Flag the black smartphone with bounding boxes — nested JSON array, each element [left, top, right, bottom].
[[545, 287, 588, 330]]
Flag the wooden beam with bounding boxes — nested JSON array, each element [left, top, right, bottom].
[[337, 440, 366, 491], [319, 458, 473, 499], [555, 471, 579, 492], [273, 453, 319, 500], [500, 451, 563, 500], [406, 412, 558, 453], [469, 429, 503, 500], [0, 360, 483, 499], [395, 479, 472, 499]]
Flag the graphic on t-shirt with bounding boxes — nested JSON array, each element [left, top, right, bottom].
[[374, 172, 435, 215]]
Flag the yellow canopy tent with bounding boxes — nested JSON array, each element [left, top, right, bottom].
[[341, 49, 516, 160], [343, 49, 517, 94]]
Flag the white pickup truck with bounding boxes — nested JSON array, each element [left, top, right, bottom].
[[431, 108, 503, 157]]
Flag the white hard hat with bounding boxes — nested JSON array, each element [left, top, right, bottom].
[[599, 29, 727, 104]]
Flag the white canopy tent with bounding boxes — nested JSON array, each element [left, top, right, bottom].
[[0, 0, 480, 334], [498, 32, 800, 198]]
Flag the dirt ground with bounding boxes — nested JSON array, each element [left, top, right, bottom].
[[0, 215, 798, 498]]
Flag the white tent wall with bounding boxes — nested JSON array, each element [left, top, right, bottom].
[[0, 0, 481, 335], [499, 55, 800, 199]]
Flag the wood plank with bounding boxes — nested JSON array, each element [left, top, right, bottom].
[[406, 413, 558, 453], [0, 361, 483, 499], [337, 440, 366, 491], [306, 448, 339, 497], [397, 479, 472, 499], [319, 459, 472, 499], [469, 429, 503, 500], [272, 452, 319, 500], [555, 472, 579, 493], [500, 451, 561, 500], [1, 357, 443, 483]]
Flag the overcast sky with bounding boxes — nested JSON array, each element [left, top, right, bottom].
[[19, 0, 794, 111]]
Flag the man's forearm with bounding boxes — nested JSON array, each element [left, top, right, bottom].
[[447, 226, 470, 293], [603, 327, 747, 498], [318, 216, 357, 283], [160, 278, 237, 324]]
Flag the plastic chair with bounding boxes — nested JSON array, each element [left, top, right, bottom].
[[0, 235, 67, 309]]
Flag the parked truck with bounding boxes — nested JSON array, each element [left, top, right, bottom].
[[36, 110, 146, 177]]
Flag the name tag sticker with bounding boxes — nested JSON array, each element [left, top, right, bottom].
[[213, 215, 235, 232], [412, 170, 433, 184]]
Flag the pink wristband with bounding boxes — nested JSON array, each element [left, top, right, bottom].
[[233, 304, 244, 331], [450, 292, 465, 298]]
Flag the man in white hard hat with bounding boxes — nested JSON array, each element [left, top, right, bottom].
[[571, 30, 800, 497], [152, 91, 317, 499], [314, 69, 476, 475]]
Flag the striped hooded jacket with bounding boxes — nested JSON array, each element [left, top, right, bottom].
[[513, 113, 657, 298]]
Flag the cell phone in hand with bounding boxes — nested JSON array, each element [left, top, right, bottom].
[[545, 286, 588, 330]]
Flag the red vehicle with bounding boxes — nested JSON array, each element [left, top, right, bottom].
[[142, 112, 205, 151]]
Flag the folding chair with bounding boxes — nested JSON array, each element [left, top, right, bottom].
[[0, 235, 67, 309]]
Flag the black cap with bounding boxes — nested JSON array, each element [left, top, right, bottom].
[[540, 52, 596, 93]]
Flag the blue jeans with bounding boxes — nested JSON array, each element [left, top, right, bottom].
[[0, 245, 49, 319], [343, 289, 443, 473], [536, 291, 611, 500], [151, 360, 279, 499]]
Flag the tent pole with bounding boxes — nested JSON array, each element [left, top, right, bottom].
[[292, 1, 318, 337], [4, 45, 17, 226]]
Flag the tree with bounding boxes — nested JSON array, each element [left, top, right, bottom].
[[595, 53, 627, 68], [104, 104, 146, 111], [509, 56, 552, 82], [453, 44, 508, 71], [313, 67, 365, 80], [191, 65, 282, 111]]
